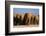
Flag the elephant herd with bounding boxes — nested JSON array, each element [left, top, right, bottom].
[[13, 13, 39, 26]]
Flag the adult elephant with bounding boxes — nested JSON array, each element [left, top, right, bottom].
[[35, 15, 39, 25], [22, 13, 29, 25], [23, 13, 33, 25], [14, 14, 22, 25], [32, 15, 39, 25]]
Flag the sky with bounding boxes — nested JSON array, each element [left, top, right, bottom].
[[13, 8, 39, 15]]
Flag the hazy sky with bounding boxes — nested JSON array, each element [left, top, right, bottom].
[[13, 8, 39, 15]]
